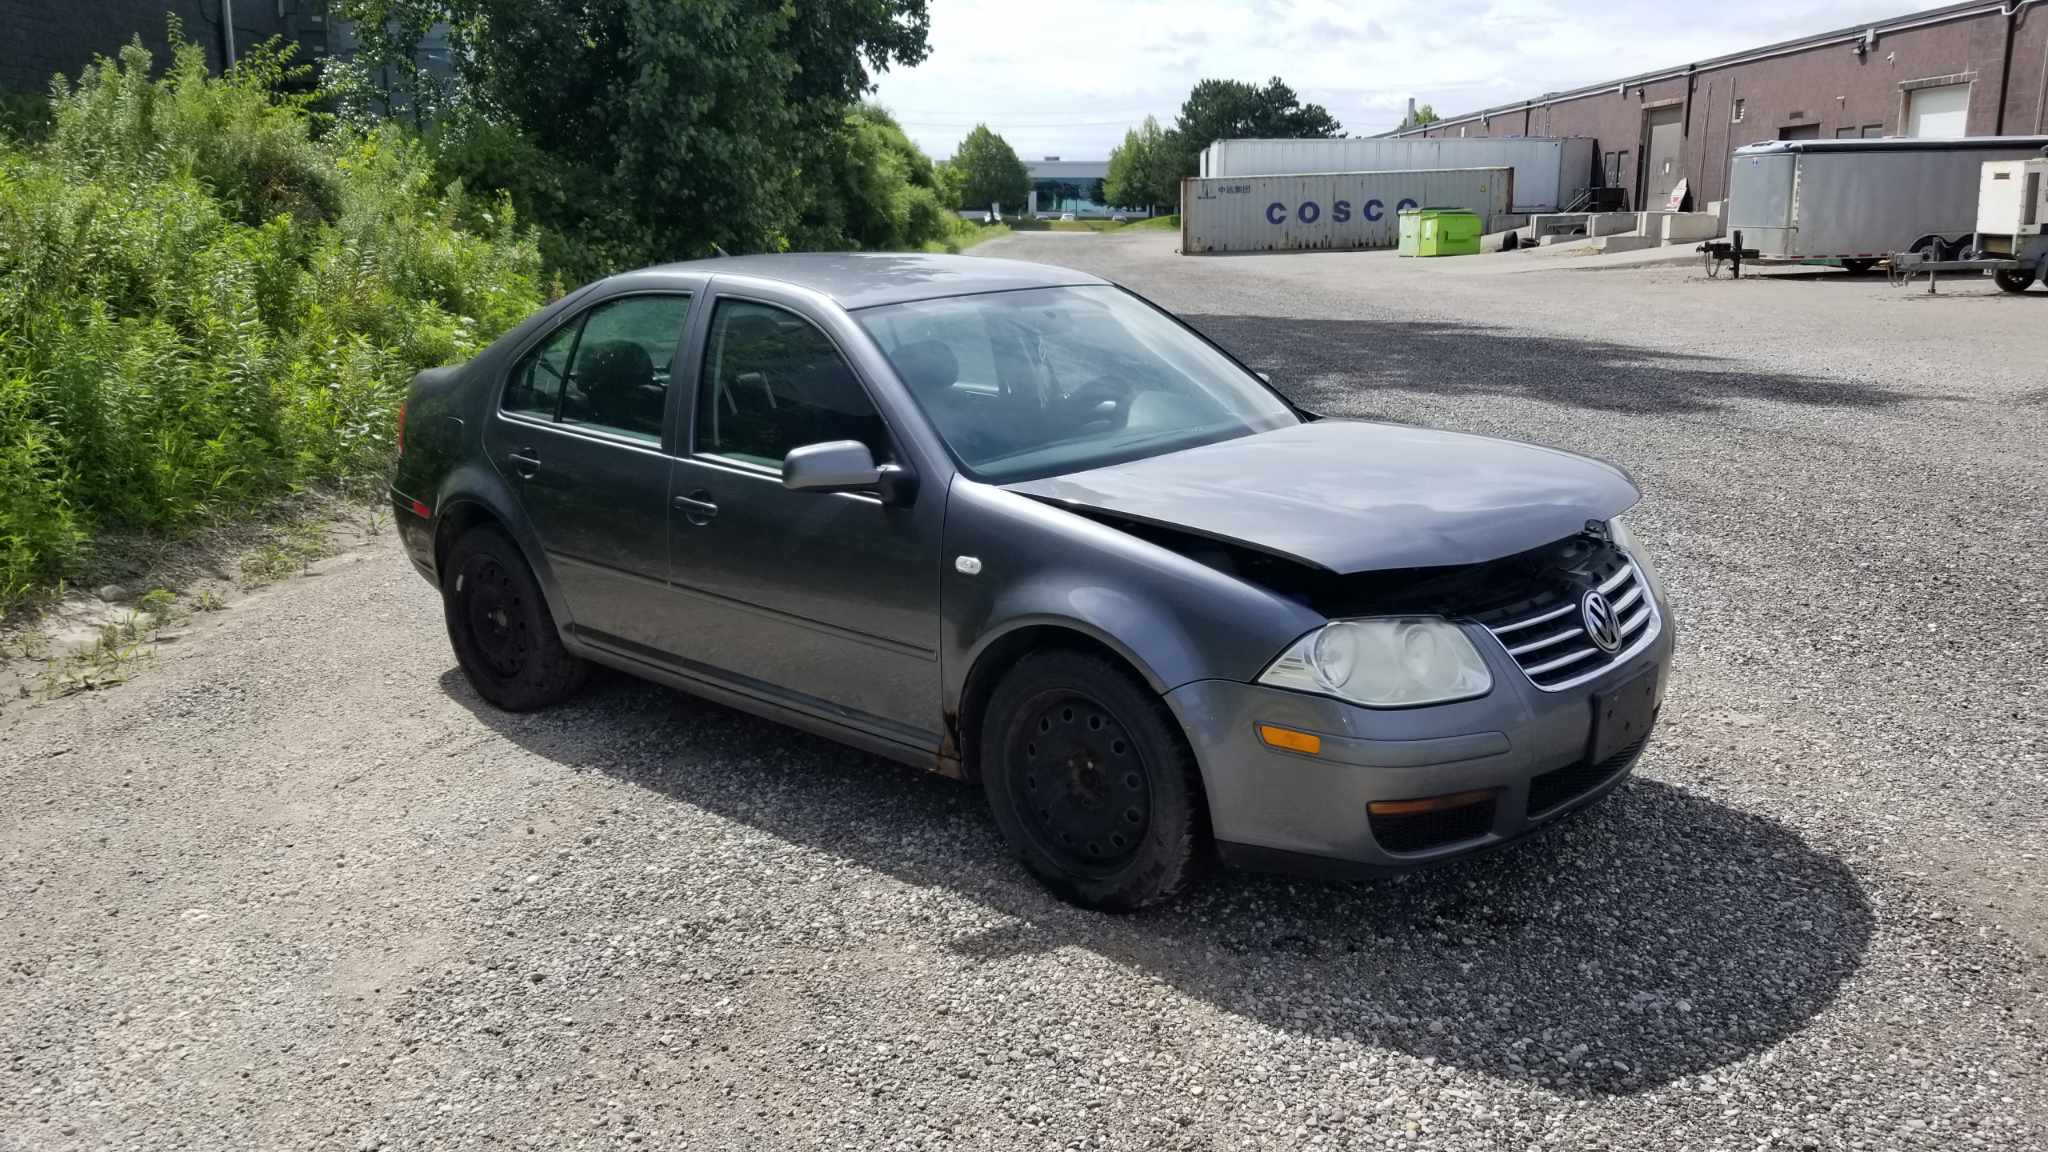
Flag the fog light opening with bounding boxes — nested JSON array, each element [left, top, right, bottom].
[[1367, 788, 1499, 817]]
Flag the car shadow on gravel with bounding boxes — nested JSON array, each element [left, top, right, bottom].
[[443, 667, 1873, 1099], [1182, 313, 1938, 415]]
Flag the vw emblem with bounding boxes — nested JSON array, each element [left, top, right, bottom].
[[1581, 590, 1622, 653]]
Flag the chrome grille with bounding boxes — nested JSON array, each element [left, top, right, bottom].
[[1486, 557, 1658, 691]]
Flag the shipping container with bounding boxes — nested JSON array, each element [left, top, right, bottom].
[[1198, 137, 1595, 213], [1180, 169, 1514, 255], [1727, 136, 2048, 266]]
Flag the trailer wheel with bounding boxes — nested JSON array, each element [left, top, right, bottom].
[[1994, 269, 2037, 294], [1840, 259, 1877, 275]]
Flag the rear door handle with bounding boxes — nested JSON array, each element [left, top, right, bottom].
[[506, 449, 541, 478], [672, 492, 719, 522]]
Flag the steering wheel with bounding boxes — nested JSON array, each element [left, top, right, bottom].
[[1055, 377, 1134, 435]]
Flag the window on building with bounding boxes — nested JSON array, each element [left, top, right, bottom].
[[1835, 126, 1859, 139], [1731, 98, 1745, 124], [1904, 83, 1969, 138], [1862, 123, 1886, 138]]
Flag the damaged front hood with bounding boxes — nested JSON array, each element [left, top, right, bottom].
[[1007, 420, 1639, 574]]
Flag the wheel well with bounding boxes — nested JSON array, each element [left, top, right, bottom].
[[432, 500, 507, 580], [953, 625, 1169, 783]]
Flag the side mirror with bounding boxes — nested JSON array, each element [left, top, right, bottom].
[[783, 440, 916, 504]]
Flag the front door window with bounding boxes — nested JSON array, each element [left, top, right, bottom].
[[695, 299, 892, 469]]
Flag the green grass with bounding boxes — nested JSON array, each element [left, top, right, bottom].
[[0, 34, 542, 613], [1118, 214, 1179, 231], [922, 218, 1012, 254]]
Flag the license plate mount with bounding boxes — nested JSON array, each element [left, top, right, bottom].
[[1589, 667, 1657, 765]]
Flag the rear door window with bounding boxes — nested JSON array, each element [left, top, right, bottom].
[[503, 294, 691, 442], [505, 322, 578, 419], [559, 295, 691, 442]]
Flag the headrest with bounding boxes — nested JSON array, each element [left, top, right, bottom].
[[892, 340, 959, 395]]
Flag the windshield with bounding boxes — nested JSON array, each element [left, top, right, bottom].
[[855, 285, 1299, 482]]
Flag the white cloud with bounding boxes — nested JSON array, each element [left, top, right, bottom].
[[870, 0, 1918, 160]]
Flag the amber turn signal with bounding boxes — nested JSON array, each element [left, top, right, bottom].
[[1256, 724, 1323, 756]]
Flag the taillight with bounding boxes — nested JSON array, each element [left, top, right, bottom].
[[396, 398, 408, 457]]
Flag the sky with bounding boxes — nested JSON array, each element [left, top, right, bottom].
[[870, 0, 1929, 161]]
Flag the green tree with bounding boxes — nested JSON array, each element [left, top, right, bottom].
[[335, 0, 933, 273], [950, 124, 1028, 214], [329, 0, 453, 127], [1171, 76, 1342, 177], [1105, 115, 1179, 213], [795, 103, 950, 251], [932, 158, 966, 209], [1402, 102, 1440, 130]]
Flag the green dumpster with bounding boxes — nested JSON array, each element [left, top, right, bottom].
[[1397, 207, 1484, 257]]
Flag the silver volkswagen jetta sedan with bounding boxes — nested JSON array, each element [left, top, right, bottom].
[[391, 253, 1673, 910]]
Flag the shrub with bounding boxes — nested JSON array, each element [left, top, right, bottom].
[[0, 30, 542, 607]]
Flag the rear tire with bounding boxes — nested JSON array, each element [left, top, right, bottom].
[[442, 526, 586, 711], [1994, 268, 2036, 294], [978, 650, 1206, 911]]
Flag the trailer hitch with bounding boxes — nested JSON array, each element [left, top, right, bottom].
[[1698, 230, 1759, 279]]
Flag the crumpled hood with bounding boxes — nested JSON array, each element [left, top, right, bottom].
[[1007, 419, 1639, 574]]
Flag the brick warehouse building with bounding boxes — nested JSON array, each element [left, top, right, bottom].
[[1388, 0, 2048, 212]]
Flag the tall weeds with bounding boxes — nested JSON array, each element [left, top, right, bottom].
[[0, 30, 540, 606]]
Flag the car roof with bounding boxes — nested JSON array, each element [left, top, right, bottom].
[[631, 252, 1107, 310]]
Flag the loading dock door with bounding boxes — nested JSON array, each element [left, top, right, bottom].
[[1905, 84, 1968, 138], [1641, 105, 1684, 208]]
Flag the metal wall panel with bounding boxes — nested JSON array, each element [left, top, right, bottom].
[[1200, 138, 1586, 211], [1180, 169, 1514, 254]]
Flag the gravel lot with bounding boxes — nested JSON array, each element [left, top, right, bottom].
[[3, 234, 2044, 1150]]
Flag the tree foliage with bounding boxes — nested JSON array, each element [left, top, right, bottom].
[[794, 104, 952, 252], [1105, 115, 1179, 212], [1403, 103, 1440, 130], [1170, 77, 1342, 176], [336, 0, 934, 274], [949, 124, 1028, 213]]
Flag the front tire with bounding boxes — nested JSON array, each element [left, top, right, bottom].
[[978, 650, 1206, 910], [1994, 268, 2036, 294], [442, 526, 586, 711]]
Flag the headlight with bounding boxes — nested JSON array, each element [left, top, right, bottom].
[[1608, 514, 1663, 589], [1258, 617, 1492, 708]]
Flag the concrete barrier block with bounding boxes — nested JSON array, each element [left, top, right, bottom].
[[1590, 235, 1660, 253], [1530, 213, 1588, 238], [1587, 212, 1639, 237], [1660, 213, 1720, 244]]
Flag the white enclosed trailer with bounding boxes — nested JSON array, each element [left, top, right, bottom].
[[1726, 136, 2048, 270], [1197, 137, 1594, 214], [1179, 169, 1514, 255]]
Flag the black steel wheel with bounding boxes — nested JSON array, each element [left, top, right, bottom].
[[443, 525, 586, 711], [1009, 690, 1151, 874], [979, 650, 1206, 910], [1994, 268, 2037, 294]]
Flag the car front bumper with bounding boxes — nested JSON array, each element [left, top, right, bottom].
[[1164, 606, 1674, 877]]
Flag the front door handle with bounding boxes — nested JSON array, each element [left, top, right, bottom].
[[506, 449, 541, 478], [672, 491, 719, 524]]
